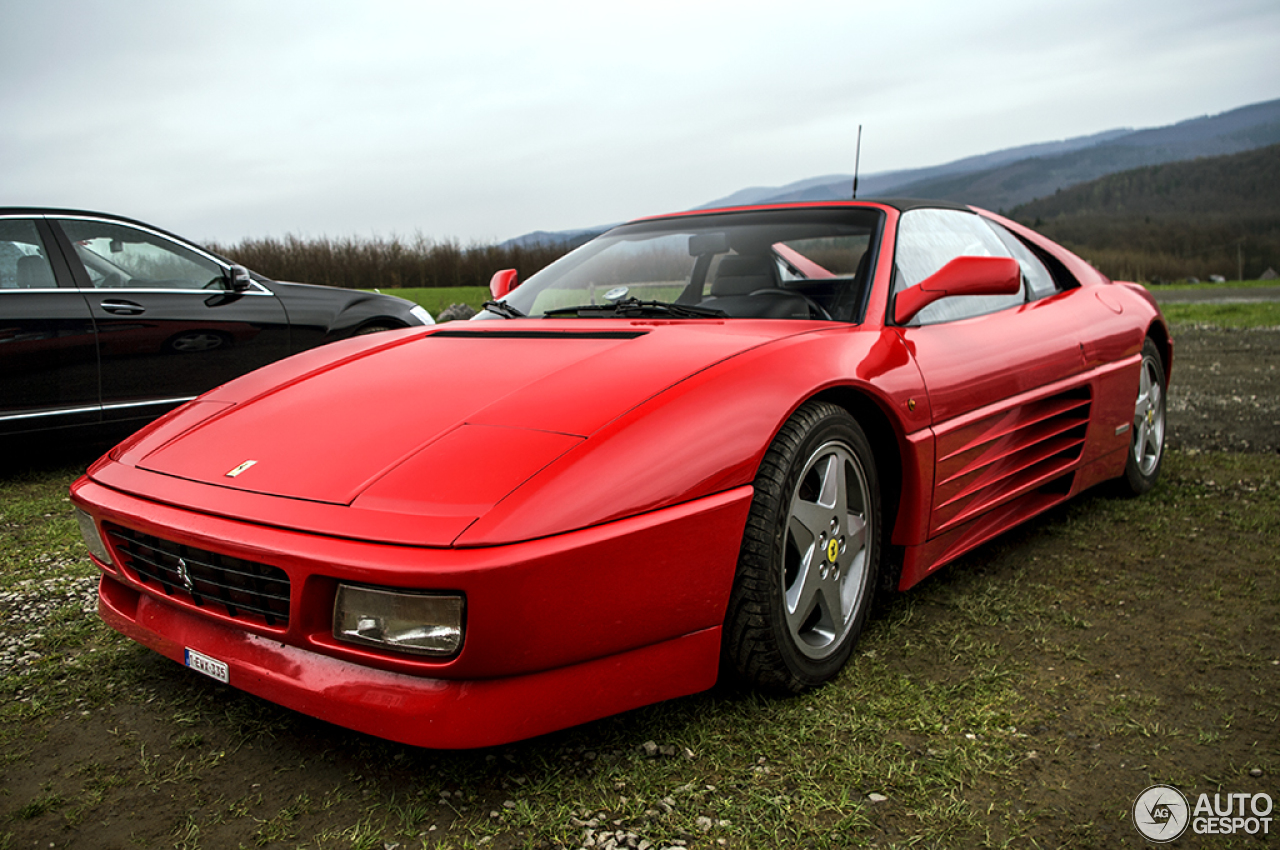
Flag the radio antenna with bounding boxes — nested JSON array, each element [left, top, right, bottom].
[[852, 124, 862, 200]]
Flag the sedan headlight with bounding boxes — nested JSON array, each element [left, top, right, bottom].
[[75, 508, 114, 567], [333, 585, 463, 657], [408, 305, 436, 326]]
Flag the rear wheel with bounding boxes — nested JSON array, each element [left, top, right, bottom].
[[723, 401, 881, 693], [1120, 338, 1167, 495]]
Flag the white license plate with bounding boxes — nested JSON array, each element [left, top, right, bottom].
[[184, 648, 229, 683]]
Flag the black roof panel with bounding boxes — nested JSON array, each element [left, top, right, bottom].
[[859, 197, 971, 212]]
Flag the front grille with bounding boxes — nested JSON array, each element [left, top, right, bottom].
[[104, 524, 290, 628]]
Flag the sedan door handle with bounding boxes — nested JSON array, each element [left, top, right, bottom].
[[100, 299, 146, 316]]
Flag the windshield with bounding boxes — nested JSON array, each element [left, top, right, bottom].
[[488, 208, 884, 322]]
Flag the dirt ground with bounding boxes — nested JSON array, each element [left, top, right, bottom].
[[1163, 324, 1280, 455], [2, 324, 1277, 849]]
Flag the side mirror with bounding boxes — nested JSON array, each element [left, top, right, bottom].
[[893, 256, 1021, 325], [489, 269, 519, 299], [227, 264, 254, 292]]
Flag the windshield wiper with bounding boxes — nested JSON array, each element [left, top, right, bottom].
[[482, 300, 526, 319], [543, 298, 727, 319]]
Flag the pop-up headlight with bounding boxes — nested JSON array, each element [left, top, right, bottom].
[[333, 585, 463, 657]]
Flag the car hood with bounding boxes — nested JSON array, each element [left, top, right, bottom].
[[116, 320, 813, 539]]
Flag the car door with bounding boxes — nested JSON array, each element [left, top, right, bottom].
[[892, 208, 1111, 539], [49, 216, 292, 425], [0, 216, 103, 435]]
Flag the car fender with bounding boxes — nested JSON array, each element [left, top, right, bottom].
[[456, 324, 934, 547], [266, 280, 419, 343]]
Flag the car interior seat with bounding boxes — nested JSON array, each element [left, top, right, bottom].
[[16, 254, 55, 288], [700, 254, 820, 319]]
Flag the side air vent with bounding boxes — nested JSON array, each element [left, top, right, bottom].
[[930, 387, 1092, 535]]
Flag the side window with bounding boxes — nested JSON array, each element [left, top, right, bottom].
[[893, 209, 1024, 324], [58, 219, 225, 290], [983, 219, 1059, 300], [0, 219, 57, 289]]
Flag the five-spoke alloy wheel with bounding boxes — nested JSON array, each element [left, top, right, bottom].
[[724, 401, 881, 692], [1121, 338, 1167, 495]]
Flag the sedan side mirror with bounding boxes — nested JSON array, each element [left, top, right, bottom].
[[893, 256, 1021, 325], [227, 264, 254, 293], [489, 269, 519, 299]]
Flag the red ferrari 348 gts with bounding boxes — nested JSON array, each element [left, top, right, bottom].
[[71, 200, 1170, 748]]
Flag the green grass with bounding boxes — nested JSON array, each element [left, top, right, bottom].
[[1142, 277, 1280, 327], [1143, 278, 1277, 292], [1160, 301, 1280, 328], [365, 286, 490, 317], [0, 467, 92, 587], [3, 449, 1277, 848]]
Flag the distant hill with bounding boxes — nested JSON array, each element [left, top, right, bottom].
[[722, 98, 1280, 211], [1011, 143, 1280, 220], [886, 99, 1280, 211], [697, 127, 1138, 207], [502, 97, 1280, 261], [1009, 144, 1280, 281]]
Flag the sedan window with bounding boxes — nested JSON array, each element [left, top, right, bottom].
[[0, 220, 57, 289], [58, 219, 226, 290]]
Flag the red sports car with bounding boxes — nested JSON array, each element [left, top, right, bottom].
[[71, 200, 1170, 748]]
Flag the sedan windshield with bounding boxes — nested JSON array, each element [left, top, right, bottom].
[[489, 208, 884, 322]]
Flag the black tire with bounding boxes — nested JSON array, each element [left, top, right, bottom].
[[723, 400, 881, 693], [353, 322, 398, 336], [1119, 338, 1167, 496]]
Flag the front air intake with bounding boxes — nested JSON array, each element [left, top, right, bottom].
[[104, 525, 290, 629]]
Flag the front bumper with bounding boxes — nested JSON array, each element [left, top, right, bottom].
[[72, 476, 752, 748]]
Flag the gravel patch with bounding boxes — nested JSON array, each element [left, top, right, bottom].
[[0, 570, 97, 676]]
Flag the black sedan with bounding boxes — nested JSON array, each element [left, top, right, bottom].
[[1, 209, 433, 437]]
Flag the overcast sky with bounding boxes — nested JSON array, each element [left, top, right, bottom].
[[2, 0, 1277, 245]]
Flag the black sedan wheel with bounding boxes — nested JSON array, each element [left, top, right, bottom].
[[353, 323, 398, 336], [724, 400, 881, 693]]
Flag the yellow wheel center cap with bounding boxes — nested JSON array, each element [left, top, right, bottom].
[[826, 538, 840, 563]]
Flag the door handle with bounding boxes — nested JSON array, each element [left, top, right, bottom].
[[100, 300, 145, 316]]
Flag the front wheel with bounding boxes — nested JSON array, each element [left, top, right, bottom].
[[723, 401, 881, 693], [353, 322, 398, 336]]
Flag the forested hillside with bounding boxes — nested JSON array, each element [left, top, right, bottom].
[[1009, 144, 1280, 282], [889, 99, 1280, 212]]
